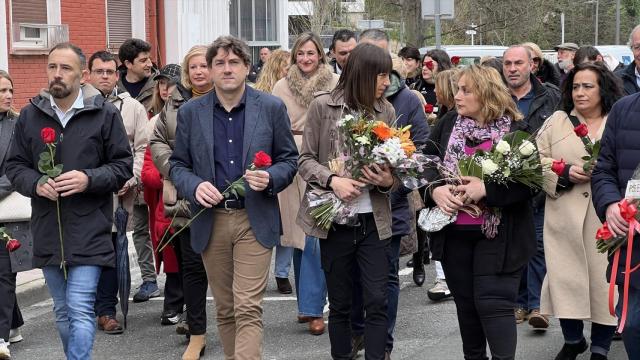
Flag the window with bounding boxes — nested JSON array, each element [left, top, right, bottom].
[[107, 0, 132, 53], [229, 0, 278, 43], [9, 0, 68, 53]]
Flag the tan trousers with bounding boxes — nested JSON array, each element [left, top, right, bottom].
[[201, 209, 272, 360]]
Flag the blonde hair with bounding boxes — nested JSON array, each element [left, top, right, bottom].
[[181, 45, 208, 90], [0, 70, 18, 118], [522, 42, 543, 60], [255, 49, 290, 93], [150, 81, 165, 116], [434, 68, 460, 109], [459, 65, 523, 124], [289, 32, 327, 67]]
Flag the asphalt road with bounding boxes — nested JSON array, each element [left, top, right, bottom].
[[10, 256, 629, 360]]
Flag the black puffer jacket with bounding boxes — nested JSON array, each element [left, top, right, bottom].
[[6, 85, 133, 268], [536, 59, 561, 87]]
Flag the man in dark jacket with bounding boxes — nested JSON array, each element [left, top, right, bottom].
[[247, 47, 271, 83], [592, 93, 640, 359], [329, 29, 357, 75], [5, 43, 132, 359], [117, 38, 157, 114], [503, 45, 560, 330], [614, 25, 640, 95]]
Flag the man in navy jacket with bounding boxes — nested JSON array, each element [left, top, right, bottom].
[[169, 36, 297, 359]]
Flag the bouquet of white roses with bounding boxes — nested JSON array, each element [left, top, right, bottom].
[[458, 130, 545, 190]]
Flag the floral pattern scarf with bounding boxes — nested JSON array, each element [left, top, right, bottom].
[[442, 115, 512, 238]]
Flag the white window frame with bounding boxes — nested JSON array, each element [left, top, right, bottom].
[[8, 0, 63, 54]]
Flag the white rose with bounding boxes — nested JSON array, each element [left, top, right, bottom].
[[343, 114, 354, 121], [355, 136, 370, 145], [481, 159, 499, 175], [495, 140, 511, 154], [518, 140, 536, 157]]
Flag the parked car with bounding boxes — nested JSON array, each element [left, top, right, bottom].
[[419, 45, 508, 66]]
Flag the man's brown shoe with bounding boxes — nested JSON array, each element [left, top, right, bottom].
[[297, 315, 311, 323], [309, 317, 325, 335], [98, 315, 124, 335], [514, 308, 529, 324], [528, 309, 549, 329], [276, 277, 293, 294]]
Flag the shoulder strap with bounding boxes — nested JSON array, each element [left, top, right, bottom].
[[567, 114, 581, 128]]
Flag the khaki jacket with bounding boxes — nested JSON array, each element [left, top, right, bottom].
[[297, 92, 397, 240], [117, 69, 157, 113], [537, 110, 617, 325], [149, 88, 191, 226], [108, 91, 148, 229]]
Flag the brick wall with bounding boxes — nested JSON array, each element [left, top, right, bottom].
[[7, 0, 107, 109]]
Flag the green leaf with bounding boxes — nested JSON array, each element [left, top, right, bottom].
[[38, 160, 50, 174], [46, 168, 61, 178], [502, 130, 530, 147], [458, 157, 483, 178], [236, 183, 246, 197], [582, 155, 591, 161], [39, 152, 51, 161], [38, 175, 50, 185], [592, 142, 601, 158]]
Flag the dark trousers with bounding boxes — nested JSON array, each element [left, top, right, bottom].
[[441, 226, 521, 360], [517, 207, 545, 310], [95, 234, 119, 317], [172, 229, 208, 335], [351, 234, 401, 353], [320, 214, 389, 360], [0, 244, 23, 341], [163, 272, 184, 312], [559, 319, 616, 355]]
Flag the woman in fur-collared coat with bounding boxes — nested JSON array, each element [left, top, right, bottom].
[[271, 31, 339, 335]]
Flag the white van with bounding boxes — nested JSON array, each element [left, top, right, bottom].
[[419, 45, 508, 66]]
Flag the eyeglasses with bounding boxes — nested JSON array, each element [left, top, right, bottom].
[[91, 69, 116, 76]]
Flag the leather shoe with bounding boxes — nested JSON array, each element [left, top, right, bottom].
[[308, 317, 325, 335], [98, 315, 124, 335], [413, 263, 425, 286], [297, 315, 311, 323], [276, 277, 293, 294]]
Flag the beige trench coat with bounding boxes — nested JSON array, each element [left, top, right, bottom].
[[537, 110, 617, 325], [272, 72, 339, 249]]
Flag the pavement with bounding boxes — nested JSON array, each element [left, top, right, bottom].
[[11, 237, 629, 360]]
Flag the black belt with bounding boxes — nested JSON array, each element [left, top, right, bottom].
[[214, 198, 245, 210]]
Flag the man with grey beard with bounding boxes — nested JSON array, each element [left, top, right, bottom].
[[553, 42, 578, 86], [6, 42, 132, 359]]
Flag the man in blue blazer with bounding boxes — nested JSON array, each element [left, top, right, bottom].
[[169, 36, 298, 359]]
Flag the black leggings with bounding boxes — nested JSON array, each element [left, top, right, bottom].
[[173, 229, 208, 335], [441, 226, 521, 360]]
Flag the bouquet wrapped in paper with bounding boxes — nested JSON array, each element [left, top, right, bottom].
[[307, 113, 432, 230]]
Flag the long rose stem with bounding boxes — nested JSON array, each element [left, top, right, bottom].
[[56, 198, 66, 279]]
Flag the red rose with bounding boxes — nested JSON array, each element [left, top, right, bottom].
[[5, 239, 21, 252], [573, 123, 589, 138], [551, 158, 566, 176], [253, 151, 272, 168], [41, 127, 56, 144], [596, 222, 613, 241], [424, 60, 434, 70], [424, 103, 434, 114], [451, 56, 461, 65]]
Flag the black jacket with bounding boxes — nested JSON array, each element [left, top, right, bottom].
[[421, 114, 536, 275], [6, 85, 133, 268], [536, 59, 561, 87], [592, 93, 640, 289], [614, 62, 640, 96], [523, 74, 561, 132]]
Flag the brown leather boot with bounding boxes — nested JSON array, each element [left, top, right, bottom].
[[182, 334, 206, 360], [309, 317, 325, 335]]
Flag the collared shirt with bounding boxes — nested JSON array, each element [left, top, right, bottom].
[[212, 90, 246, 195], [512, 87, 535, 117], [50, 88, 84, 128]]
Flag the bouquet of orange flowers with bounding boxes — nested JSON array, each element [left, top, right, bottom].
[[308, 113, 431, 230]]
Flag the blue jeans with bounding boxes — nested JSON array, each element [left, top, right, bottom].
[[274, 244, 294, 278], [617, 285, 640, 358], [517, 207, 546, 310], [351, 234, 401, 352], [42, 265, 102, 360], [292, 236, 327, 317], [559, 319, 616, 356]]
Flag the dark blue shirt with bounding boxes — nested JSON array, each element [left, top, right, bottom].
[[513, 87, 535, 117], [212, 91, 246, 196]]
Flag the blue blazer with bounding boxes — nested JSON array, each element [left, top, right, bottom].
[[169, 86, 298, 253]]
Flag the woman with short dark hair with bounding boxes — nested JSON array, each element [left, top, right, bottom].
[[298, 43, 396, 359], [411, 49, 453, 106]]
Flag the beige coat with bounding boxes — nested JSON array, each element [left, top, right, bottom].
[[108, 92, 149, 231], [537, 110, 617, 325], [272, 65, 339, 249]]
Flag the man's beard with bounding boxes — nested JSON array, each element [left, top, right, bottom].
[[49, 81, 72, 99]]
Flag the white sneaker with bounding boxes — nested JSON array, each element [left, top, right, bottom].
[[0, 339, 11, 360], [427, 279, 452, 301], [8, 329, 22, 344]]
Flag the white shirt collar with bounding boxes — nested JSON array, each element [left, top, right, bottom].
[[50, 87, 84, 113]]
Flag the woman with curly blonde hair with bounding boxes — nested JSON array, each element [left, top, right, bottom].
[[421, 64, 532, 360], [254, 49, 290, 93]]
